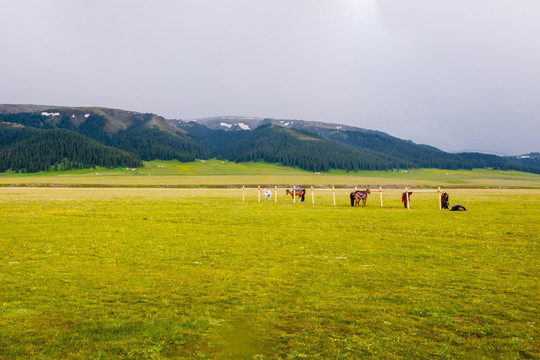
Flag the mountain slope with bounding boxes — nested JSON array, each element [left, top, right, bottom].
[[1, 104, 539, 174], [0, 108, 208, 163], [0, 122, 141, 172], [507, 153, 540, 168], [212, 124, 410, 172], [187, 116, 540, 173], [111, 126, 208, 162], [190, 116, 469, 168]]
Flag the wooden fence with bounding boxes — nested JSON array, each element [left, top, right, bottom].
[[242, 185, 447, 209]]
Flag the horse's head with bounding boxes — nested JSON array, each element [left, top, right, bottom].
[[366, 188, 371, 194]]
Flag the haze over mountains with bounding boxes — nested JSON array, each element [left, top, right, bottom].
[[0, 104, 538, 174]]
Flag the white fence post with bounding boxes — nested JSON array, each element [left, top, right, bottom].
[[379, 186, 383, 208]]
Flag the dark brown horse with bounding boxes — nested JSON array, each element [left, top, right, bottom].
[[441, 191, 449, 209], [350, 188, 370, 207], [402, 192, 413, 208], [286, 188, 306, 202]]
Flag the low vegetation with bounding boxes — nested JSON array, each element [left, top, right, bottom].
[[1, 185, 538, 359], [1, 160, 540, 188]]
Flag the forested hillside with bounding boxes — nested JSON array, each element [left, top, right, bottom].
[[110, 127, 208, 162], [191, 116, 540, 173], [1, 105, 539, 174], [177, 122, 409, 171], [506, 153, 540, 168], [0, 123, 141, 172], [180, 120, 540, 173], [217, 124, 409, 172], [259, 120, 538, 172], [0, 110, 206, 171]]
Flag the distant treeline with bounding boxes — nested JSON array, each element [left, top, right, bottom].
[[215, 124, 410, 172], [0, 117, 141, 172]]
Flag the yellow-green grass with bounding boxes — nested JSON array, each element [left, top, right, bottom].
[[0, 187, 538, 359], [1, 160, 539, 188]]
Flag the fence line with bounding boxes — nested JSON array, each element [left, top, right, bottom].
[[243, 185, 446, 209]]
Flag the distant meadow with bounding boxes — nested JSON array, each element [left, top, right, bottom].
[[1, 159, 540, 188]]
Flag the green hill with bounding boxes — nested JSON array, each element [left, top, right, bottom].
[[217, 124, 408, 172], [0, 122, 140, 172]]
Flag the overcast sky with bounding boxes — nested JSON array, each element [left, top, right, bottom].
[[1, 0, 539, 155]]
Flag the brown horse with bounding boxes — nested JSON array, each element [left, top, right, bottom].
[[286, 188, 306, 202], [441, 191, 449, 209], [402, 192, 413, 208], [350, 188, 370, 207]]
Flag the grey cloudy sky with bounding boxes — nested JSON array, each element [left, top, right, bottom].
[[1, 0, 539, 155]]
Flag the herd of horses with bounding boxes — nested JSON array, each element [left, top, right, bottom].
[[267, 188, 465, 210], [281, 188, 371, 206], [283, 187, 372, 206], [282, 187, 397, 207]]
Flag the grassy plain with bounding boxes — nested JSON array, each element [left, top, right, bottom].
[[1, 186, 539, 359], [1, 159, 540, 188]]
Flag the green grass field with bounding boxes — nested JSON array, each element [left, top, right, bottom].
[[1, 160, 540, 188], [1, 185, 538, 359]]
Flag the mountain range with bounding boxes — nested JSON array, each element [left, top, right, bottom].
[[0, 104, 538, 174]]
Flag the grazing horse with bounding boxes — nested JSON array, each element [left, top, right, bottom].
[[286, 188, 306, 202], [350, 188, 371, 207], [262, 188, 272, 201], [441, 191, 449, 209], [402, 192, 413, 208]]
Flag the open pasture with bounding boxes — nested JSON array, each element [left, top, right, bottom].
[[1, 160, 540, 188], [0, 187, 539, 359]]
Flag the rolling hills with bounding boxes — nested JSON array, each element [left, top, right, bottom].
[[0, 104, 538, 174]]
